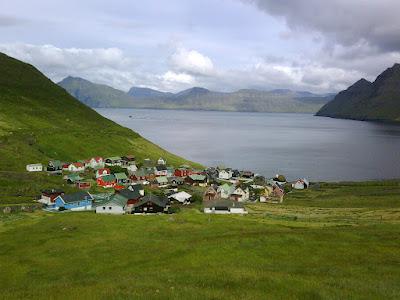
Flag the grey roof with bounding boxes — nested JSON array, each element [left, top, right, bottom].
[[60, 191, 93, 203], [117, 188, 141, 200], [133, 194, 168, 208], [203, 199, 244, 209], [155, 165, 167, 171]]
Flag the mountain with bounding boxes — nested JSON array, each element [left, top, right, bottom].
[[316, 64, 400, 122], [59, 77, 333, 113], [59, 76, 134, 108], [127, 87, 173, 98], [0, 52, 197, 173]]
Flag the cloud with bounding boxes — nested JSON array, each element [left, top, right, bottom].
[[244, 0, 400, 52], [0, 43, 137, 90], [170, 48, 214, 76]]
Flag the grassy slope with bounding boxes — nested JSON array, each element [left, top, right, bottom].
[[0, 181, 399, 299], [0, 52, 199, 172]]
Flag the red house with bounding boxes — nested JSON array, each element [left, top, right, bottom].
[[174, 168, 190, 177], [96, 174, 116, 188], [76, 181, 91, 189]]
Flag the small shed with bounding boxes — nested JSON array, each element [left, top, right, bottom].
[[26, 163, 43, 172]]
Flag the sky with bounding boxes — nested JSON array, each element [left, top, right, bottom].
[[1, 0, 399, 93]]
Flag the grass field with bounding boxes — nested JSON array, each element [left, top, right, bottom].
[[0, 181, 399, 299]]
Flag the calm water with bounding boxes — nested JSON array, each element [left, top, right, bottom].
[[96, 108, 400, 182]]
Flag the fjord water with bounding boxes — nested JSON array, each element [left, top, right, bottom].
[[97, 108, 400, 181]]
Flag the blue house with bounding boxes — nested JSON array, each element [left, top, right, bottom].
[[54, 191, 93, 211]]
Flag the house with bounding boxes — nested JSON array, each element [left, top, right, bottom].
[[121, 155, 136, 167], [88, 157, 104, 169], [97, 174, 116, 188], [95, 168, 111, 179], [174, 167, 191, 177], [131, 194, 170, 214], [203, 199, 247, 214], [39, 189, 64, 205], [76, 181, 91, 189], [62, 163, 71, 171], [154, 165, 168, 177], [166, 167, 175, 177], [54, 191, 93, 211], [168, 191, 192, 204], [130, 168, 148, 182], [259, 186, 273, 202], [232, 169, 241, 178], [203, 186, 218, 202], [47, 160, 62, 172], [143, 158, 154, 169], [185, 174, 207, 186], [68, 162, 85, 173], [118, 187, 143, 205], [105, 156, 122, 166], [26, 163, 43, 172], [64, 174, 83, 184], [230, 186, 250, 202], [217, 183, 235, 199], [168, 176, 184, 186], [126, 164, 138, 174], [292, 178, 309, 190], [95, 193, 129, 215], [114, 172, 128, 184], [272, 185, 285, 203], [273, 174, 287, 185], [128, 184, 145, 197], [241, 171, 254, 178], [157, 157, 166, 165], [218, 169, 233, 180], [153, 176, 169, 187]]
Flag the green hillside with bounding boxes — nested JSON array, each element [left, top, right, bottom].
[[316, 63, 400, 122], [59, 77, 332, 113], [0, 52, 198, 172]]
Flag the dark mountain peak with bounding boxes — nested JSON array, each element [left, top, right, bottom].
[[176, 87, 210, 97], [127, 86, 171, 98], [346, 78, 372, 92]]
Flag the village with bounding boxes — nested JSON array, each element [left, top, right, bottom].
[[25, 156, 310, 215]]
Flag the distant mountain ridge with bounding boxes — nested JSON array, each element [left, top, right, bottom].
[[316, 63, 400, 122], [59, 77, 333, 113]]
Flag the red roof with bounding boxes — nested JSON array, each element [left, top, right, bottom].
[[72, 162, 84, 168], [92, 157, 103, 162]]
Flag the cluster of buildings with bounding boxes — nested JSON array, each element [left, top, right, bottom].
[[29, 154, 309, 215]]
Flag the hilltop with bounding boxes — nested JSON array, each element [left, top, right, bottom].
[[316, 64, 400, 122], [59, 77, 333, 113], [0, 52, 197, 172]]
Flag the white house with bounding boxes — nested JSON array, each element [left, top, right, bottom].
[[157, 157, 166, 165], [292, 178, 309, 190], [154, 165, 168, 177], [95, 194, 128, 215], [231, 187, 250, 202], [203, 199, 247, 214], [126, 164, 138, 174], [218, 169, 233, 180], [68, 162, 85, 173], [95, 168, 111, 179], [168, 191, 192, 204], [26, 163, 43, 172], [217, 183, 235, 199], [88, 157, 104, 169]]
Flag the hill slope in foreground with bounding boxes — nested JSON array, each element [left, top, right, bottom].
[[316, 63, 400, 122], [0, 52, 197, 172], [1, 181, 400, 299]]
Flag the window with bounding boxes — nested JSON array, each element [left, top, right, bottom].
[[102, 207, 106, 210], [109, 207, 112, 210]]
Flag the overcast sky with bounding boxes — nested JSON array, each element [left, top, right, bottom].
[[1, 0, 399, 93]]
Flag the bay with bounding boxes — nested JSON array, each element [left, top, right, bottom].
[[96, 108, 400, 181]]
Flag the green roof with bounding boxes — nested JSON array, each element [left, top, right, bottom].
[[189, 174, 206, 181], [156, 176, 168, 184], [101, 174, 116, 182], [66, 174, 83, 182], [114, 172, 128, 180], [219, 183, 234, 194]]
